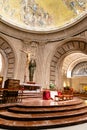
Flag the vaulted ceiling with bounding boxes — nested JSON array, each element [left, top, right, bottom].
[[0, 0, 87, 31]]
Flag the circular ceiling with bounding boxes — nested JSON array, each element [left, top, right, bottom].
[[0, 0, 87, 31]]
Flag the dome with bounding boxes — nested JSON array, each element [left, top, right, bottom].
[[0, 0, 87, 32]]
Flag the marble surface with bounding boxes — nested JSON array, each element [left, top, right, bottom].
[[0, 97, 87, 130]]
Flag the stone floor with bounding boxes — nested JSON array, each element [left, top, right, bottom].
[[0, 98, 87, 130], [47, 123, 87, 130]]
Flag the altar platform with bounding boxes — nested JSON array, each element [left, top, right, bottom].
[[0, 97, 87, 130]]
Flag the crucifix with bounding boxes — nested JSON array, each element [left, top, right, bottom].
[[20, 49, 31, 82], [20, 49, 36, 83]]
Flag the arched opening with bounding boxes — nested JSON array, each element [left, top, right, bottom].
[[50, 39, 87, 92], [0, 52, 6, 76], [0, 53, 2, 74], [0, 51, 6, 87], [0, 36, 15, 80], [62, 52, 87, 92]]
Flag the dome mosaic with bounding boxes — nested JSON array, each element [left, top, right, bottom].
[[0, 0, 87, 31]]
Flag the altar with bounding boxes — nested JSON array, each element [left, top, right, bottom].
[[20, 83, 41, 91]]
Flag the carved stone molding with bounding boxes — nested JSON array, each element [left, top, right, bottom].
[[0, 37, 15, 79], [50, 40, 87, 83], [0, 14, 87, 42]]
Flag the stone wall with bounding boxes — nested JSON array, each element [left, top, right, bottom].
[[0, 15, 87, 89]]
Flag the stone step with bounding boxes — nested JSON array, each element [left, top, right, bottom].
[[21, 93, 41, 95], [0, 98, 87, 130], [0, 107, 87, 121], [8, 103, 86, 114], [18, 92, 42, 99], [17, 98, 84, 107], [0, 114, 87, 130], [19, 95, 42, 99]]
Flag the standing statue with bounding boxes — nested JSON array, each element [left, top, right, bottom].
[[29, 58, 36, 81], [20, 49, 36, 82]]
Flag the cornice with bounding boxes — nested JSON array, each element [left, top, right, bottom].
[[0, 14, 87, 42]]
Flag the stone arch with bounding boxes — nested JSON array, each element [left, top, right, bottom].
[[50, 39, 87, 84], [0, 36, 15, 79]]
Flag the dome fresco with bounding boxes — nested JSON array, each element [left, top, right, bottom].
[[0, 0, 87, 31]]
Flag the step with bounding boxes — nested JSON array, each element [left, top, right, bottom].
[[21, 93, 42, 96], [0, 98, 87, 129], [18, 92, 42, 99], [0, 107, 87, 121], [0, 114, 87, 130], [8, 103, 86, 114], [17, 98, 84, 107]]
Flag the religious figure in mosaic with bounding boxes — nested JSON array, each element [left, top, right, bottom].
[[21, 0, 53, 27], [62, 0, 86, 14]]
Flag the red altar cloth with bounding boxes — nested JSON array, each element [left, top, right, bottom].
[[43, 90, 50, 100]]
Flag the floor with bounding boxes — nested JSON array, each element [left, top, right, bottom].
[[47, 123, 87, 130], [18, 98, 87, 130], [0, 98, 87, 130], [0, 121, 87, 130]]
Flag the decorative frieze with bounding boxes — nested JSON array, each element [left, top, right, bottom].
[[7, 53, 14, 59], [0, 42, 9, 50], [4, 48, 12, 54], [8, 58, 15, 64], [79, 42, 85, 50], [57, 48, 65, 55], [7, 73, 14, 78], [73, 41, 80, 49], [50, 61, 56, 67], [50, 40, 87, 84], [0, 38, 4, 45], [7, 68, 14, 73], [67, 42, 74, 50], [62, 44, 70, 52], [8, 64, 14, 69], [0, 37, 15, 79]]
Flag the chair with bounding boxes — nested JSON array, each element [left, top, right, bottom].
[[57, 91, 63, 101], [0, 88, 4, 103], [0, 77, 3, 88], [43, 90, 51, 100]]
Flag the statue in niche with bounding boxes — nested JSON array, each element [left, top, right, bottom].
[[20, 50, 36, 82]]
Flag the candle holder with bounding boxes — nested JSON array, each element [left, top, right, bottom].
[[55, 95, 59, 101]]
